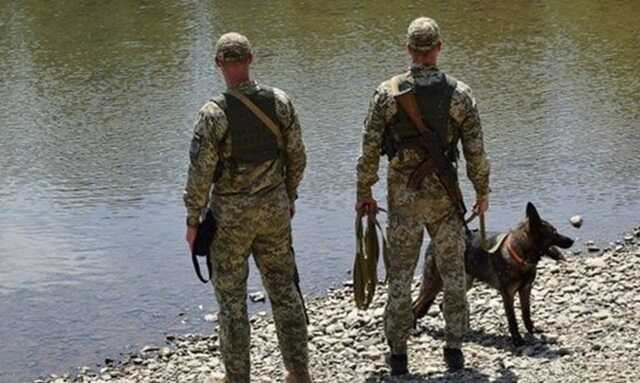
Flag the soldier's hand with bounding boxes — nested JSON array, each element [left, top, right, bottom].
[[473, 197, 489, 215], [186, 226, 198, 252], [355, 198, 378, 215]]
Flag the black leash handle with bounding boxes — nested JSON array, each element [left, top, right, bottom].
[[191, 208, 216, 283], [191, 253, 210, 283]]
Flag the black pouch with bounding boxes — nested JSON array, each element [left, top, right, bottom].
[[191, 208, 217, 283]]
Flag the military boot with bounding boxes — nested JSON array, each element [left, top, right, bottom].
[[389, 353, 409, 376], [443, 347, 465, 371], [284, 369, 312, 383]]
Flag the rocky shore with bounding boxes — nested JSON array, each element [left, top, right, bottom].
[[35, 227, 640, 383]]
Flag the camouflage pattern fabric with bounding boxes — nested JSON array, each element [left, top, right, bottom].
[[215, 32, 252, 62], [357, 63, 490, 202], [357, 63, 490, 353], [384, 172, 469, 352], [183, 80, 308, 380], [210, 184, 309, 381], [407, 17, 441, 52], [184, 80, 306, 226]]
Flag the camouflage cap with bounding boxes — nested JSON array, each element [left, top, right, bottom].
[[215, 32, 252, 62], [407, 17, 441, 51]]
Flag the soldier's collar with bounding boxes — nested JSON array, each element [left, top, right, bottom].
[[410, 63, 439, 73], [228, 80, 258, 94]]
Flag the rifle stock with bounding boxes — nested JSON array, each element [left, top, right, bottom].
[[407, 158, 435, 190]]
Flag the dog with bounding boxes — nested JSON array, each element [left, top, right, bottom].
[[413, 202, 575, 346]]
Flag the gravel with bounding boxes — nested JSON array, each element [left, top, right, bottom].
[[33, 227, 640, 383]]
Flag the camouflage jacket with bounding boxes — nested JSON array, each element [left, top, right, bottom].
[[356, 64, 490, 201], [184, 80, 306, 226]]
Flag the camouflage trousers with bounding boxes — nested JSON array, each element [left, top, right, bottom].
[[209, 184, 309, 382], [384, 169, 468, 353]]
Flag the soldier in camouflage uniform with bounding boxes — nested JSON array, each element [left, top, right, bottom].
[[184, 33, 311, 383], [355, 18, 491, 374]]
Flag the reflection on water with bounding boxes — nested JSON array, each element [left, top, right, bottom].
[[1, 0, 639, 381]]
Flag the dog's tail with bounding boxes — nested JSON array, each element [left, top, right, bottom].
[[412, 294, 435, 327], [412, 245, 440, 327]]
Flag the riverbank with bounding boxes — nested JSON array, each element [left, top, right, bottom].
[[34, 226, 640, 383]]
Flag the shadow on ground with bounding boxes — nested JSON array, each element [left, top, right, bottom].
[[364, 365, 519, 382], [412, 323, 571, 360]]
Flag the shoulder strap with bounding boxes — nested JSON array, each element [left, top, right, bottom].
[[390, 73, 418, 97], [226, 89, 283, 148], [444, 73, 458, 90], [210, 95, 226, 109], [390, 75, 403, 96]]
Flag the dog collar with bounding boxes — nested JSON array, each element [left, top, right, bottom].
[[505, 233, 529, 268]]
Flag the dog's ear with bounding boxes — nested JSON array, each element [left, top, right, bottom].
[[526, 202, 542, 229]]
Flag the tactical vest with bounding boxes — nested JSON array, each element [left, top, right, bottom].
[[212, 87, 280, 165], [382, 72, 458, 162]]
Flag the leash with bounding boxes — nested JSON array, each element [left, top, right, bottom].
[[191, 209, 217, 283], [287, 220, 310, 325], [290, 245, 310, 325], [353, 207, 388, 310], [465, 211, 478, 224], [352, 207, 483, 309], [464, 211, 489, 250]]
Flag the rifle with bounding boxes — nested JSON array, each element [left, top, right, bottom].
[[390, 76, 468, 223]]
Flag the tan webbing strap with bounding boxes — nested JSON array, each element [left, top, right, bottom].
[[389, 75, 402, 96], [227, 89, 283, 148]]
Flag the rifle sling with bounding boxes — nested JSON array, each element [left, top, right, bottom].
[[390, 76, 464, 207]]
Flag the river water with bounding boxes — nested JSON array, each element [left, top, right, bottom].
[[1, 1, 638, 381]]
